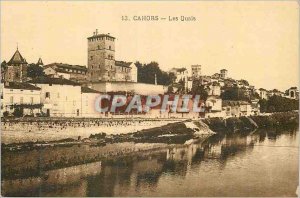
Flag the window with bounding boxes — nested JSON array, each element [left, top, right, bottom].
[[20, 97, 23, 104], [10, 96, 13, 104], [57, 93, 60, 98], [30, 97, 34, 104], [109, 46, 111, 50], [97, 45, 100, 50], [45, 92, 50, 98], [90, 56, 93, 60]]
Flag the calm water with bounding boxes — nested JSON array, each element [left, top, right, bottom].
[[2, 129, 299, 197]]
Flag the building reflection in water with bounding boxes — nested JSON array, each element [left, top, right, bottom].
[[2, 130, 298, 197]]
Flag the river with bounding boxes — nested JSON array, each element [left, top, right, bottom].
[[2, 129, 299, 197]]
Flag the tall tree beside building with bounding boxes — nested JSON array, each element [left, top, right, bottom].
[[136, 61, 172, 85], [1, 61, 7, 81], [190, 80, 208, 101], [27, 63, 45, 79]]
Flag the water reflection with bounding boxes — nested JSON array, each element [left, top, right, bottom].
[[2, 129, 299, 197]]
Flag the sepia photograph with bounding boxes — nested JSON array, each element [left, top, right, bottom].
[[0, 1, 299, 197]]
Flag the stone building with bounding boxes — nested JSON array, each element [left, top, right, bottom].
[[220, 69, 228, 79], [87, 30, 137, 82], [287, 87, 299, 99], [258, 88, 268, 100], [36, 58, 44, 67], [4, 48, 28, 82], [1, 82, 41, 116], [44, 63, 88, 83], [81, 86, 102, 118], [169, 67, 188, 83], [28, 77, 82, 117], [191, 65, 201, 79]]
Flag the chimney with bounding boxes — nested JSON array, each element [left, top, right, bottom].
[[96, 29, 98, 35], [93, 31, 95, 36]]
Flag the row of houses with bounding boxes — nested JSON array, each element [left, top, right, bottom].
[[1, 77, 261, 119], [170, 65, 299, 101], [1, 78, 100, 118]]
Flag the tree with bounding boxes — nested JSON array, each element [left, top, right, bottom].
[[1, 61, 7, 70], [259, 95, 299, 113], [27, 63, 45, 79], [1, 61, 7, 82], [12, 106, 24, 117], [221, 86, 249, 101], [239, 79, 249, 86], [190, 80, 208, 101], [136, 61, 172, 86]]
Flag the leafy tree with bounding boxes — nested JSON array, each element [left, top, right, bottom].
[[239, 79, 249, 86], [259, 95, 299, 113], [1, 61, 7, 82], [27, 63, 45, 79], [221, 86, 250, 101], [12, 106, 24, 117], [136, 61, 172, 86], [167, 86, 174, 93], [1, 61, 7, 70], [190, 80, 208, 101]]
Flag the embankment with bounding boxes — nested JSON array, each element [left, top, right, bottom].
[[203, 111, 299, 133]]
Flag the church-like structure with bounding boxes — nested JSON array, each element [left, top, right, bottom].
[[4, 48, 28, 82]]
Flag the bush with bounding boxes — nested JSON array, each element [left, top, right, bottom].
[[12, 107, 23, 117], [3, 111, 9, 117]]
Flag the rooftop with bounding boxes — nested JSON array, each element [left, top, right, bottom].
[[28, 77, 80, 86], [222, 100, 250, 107], [4, 82, 41, 90], [81, 86, 101, 94], [45, 63, 87, 71], [8, 49, 27, 65], [37, 58, 43, 66], [115, 61, 133, 68], [87, 33, 115, 40]]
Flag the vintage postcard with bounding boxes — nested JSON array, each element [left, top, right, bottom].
[[0, 1, 299, 197]]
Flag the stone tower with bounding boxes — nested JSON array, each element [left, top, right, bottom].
[[5, 48, 28, 82], [87, 29, 116, 82]]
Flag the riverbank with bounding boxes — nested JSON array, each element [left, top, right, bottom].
[[203, 111, 299, 133], [1, 111, 298, 179], [1, 118, 182, 144]]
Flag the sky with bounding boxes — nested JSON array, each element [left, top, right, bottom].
[[1, 1, 299, 91]]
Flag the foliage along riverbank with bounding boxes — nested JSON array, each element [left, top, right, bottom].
[[203, 111, 299, 134]]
